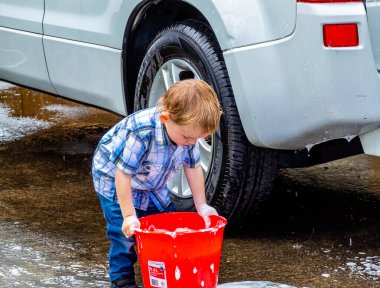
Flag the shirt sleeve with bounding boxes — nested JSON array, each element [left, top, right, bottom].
[[183, 141, 201, 168], [110, 130, 146, 175]]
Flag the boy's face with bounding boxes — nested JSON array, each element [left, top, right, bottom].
[[160, 112, 208, 146]]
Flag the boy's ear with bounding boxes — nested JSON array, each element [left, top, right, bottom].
[[159, 111, 170, 123]]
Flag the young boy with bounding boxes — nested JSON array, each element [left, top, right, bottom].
[[92, 79, 222, 288]]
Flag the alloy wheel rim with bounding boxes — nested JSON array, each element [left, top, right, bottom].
[[148, 58, 213, 198]]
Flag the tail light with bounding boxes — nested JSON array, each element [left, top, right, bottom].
[[298, 0, 362, 2], [323, 24, 359, 47], [298, 0, 361, 47]]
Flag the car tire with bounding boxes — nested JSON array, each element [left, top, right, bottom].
[[134, 20, 278, 224]]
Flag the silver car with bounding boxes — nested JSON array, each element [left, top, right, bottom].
[[0, 0, 379, 223]]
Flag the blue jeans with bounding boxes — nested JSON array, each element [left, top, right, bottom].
[[97, 193, 176, 282]]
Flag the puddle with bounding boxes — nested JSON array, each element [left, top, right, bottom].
[[0, 81, 76, 120], [343, 254, 380, 279], [0, 221, 108, 287], [0, 81, 15, 89], [0, 81, 95, 143], [0, 102, 51, 142]]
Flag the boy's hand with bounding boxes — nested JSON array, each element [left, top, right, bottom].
[[122, 215, 140, 238], [197, 203, 218, 228]]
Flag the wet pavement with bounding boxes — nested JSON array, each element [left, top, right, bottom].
[[0, 82, 379, 288]]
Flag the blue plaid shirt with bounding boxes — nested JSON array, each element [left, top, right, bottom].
[[92, 107, 200, 211]]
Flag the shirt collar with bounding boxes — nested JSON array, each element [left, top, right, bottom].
[[154, 107, 175, 148]]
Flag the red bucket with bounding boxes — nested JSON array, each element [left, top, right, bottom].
[[135, 212, 227, 288]]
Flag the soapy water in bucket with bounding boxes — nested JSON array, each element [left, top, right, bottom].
[[135, 212, 227, 288], [141, 218, 226, 239], [146, 225, 196, 233], [143, 226, 197, 239]]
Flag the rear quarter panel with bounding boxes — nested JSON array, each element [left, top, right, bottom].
[[187, 0, 296, 50]]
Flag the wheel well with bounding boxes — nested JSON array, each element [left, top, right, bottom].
[[122, 0, 211, 114]]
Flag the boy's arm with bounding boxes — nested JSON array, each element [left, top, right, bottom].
[[115, 168, 140, 237], [183, 165, 218, 221], [183, 165, 206, 209]]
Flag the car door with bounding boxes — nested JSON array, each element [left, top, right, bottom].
[[42, 0, 135, 115], [0, 0, 56, 93]]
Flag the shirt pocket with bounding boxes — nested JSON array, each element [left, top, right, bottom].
[[168, 159, 182, 180], [143, 163, 163, 186]]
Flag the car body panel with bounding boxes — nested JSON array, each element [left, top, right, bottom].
[[0, 0, 56, 93], [0, 0, 44, 34], [42, 0, 136, 112], [43, 0, 296, 51], [0, 28, 56, 94], [43, 36, 125, 115], [40, 0, 296, 115], [224, 2, 380, 149], [43, 0, 139, 49], [366, 0, 380, 71], [186, 0, 296, 50]]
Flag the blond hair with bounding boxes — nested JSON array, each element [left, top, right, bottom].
[[157, 79, 222, 134]]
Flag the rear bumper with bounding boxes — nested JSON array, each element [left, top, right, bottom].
[[224, 2, 380, 150]]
